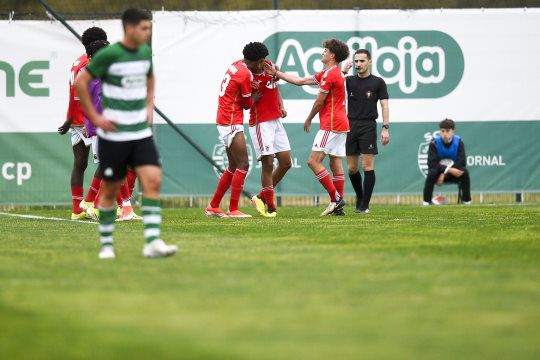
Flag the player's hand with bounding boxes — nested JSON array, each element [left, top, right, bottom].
[[274, 64, 280, 72], [95, 116, 117, 132], [82, 126, 88, 138], [264, 62, 277, 76], [381, 128, 390, 145], [304, 119, 311, 133], [280, 107, 287, 118], [343, 60, 353, 73], [252, 90, 263, 103], [436, 173, 445, 186], [57, 118, 73, 135], [251, 81, 259, 90]]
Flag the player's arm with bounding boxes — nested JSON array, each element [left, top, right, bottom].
[[276, 85, 287, 118], [447, 142, 465, 177], [240, 74, 257, 110], [380, 99, 390, 145], [74, 71, 116, 132], [304, 91, 327, 133], [264, 62, 316, 86], [59, 86, 75, 135], [147, 72, 155, 126]]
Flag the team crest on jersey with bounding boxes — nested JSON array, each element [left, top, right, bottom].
[[418, 130, 441, 177], [212, 143, 254, 179], [366, 91, 372, 99]]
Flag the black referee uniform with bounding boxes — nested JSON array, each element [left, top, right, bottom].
[[345, 74, 389, 211]]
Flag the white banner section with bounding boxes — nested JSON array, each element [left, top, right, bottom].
[[152, 9, 540, 124]]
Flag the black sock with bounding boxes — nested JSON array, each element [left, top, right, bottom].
[[349, 171, 363, 206], [362, 170, 376, 209]]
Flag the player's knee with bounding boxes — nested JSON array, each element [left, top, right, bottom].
[[237, 160, 249, 171], [74, 158, 88, 172], [361, 163, 374, 172], [306, 158, 316, 170], [280, 158, 292, 170], [348, 163, 359, 174]]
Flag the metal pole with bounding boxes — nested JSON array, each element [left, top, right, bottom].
[[36, 0, 253, 200]]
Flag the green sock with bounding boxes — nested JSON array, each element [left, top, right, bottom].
[[98, 206, 116, 247], [142, 197, 161, 243]]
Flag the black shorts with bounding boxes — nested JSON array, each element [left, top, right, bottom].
[[98, 136, 161, 181], [346, 120, 378, 156]]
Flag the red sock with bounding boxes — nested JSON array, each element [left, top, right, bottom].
[[93, 182, 102, 208], [316, 169, 338, 202], [262, 186, 275, 209], [229, 169, 248, 211], [116, 190, 122, 207], [84, 177, 101, 202], [120, 182, 130, 205], [332, 173, 345, 198], [258, 189, 264, 199], [210, 168, 234, 208], [71, 186, 84, 214], [127, 169, 137, 196]]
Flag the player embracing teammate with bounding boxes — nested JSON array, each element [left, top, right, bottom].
[[249, 61, 292, 218], [205, 42, 270, 218], [266, 39, 350, 216]]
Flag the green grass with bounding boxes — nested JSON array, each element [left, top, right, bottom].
[[1, 205, 539, 359]]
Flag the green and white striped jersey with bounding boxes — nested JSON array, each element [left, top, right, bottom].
[[86, 42, 153, 142]]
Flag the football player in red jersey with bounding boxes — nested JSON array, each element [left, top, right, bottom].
[[265, 39, 350, 216], [58, 27, 107, 220], [249, 61, 291, 218], [205, 42, 268, 218]]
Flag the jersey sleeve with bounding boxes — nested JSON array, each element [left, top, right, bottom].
[[85, 47, 113, 79], [240, 71, 252, 98], [378, 78, 389, 100], [313, 71, 324, 85], [318, 70, 334, 94]]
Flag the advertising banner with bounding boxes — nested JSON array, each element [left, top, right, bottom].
[[1, 10, 539, 204]]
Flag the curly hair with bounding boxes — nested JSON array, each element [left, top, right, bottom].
[[81, 27, 107, 48], [85, 40, 110, 58], [243, 42, 269, 62], [323, 39, 350, 63]]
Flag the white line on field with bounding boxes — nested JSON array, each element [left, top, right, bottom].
[[0, 212, 97, 224]]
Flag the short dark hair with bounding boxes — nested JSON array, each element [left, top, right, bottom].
[[243, 42, 269, 62], [86, 40, 110, 58], [81, 27, 107, 48], [439, 118, 456, 130], [122, 8, 152, 29], [323, 39, 350, 63], [355, 49, 371, 60]]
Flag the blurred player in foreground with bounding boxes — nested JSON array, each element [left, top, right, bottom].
[[265, 39, 350, 216], [58, 27, 107, 220], [76, 40, 142, 222], [423, 118, 471, 205], [205, 42, 268, 218], [75, 8, 177, 259], [249, 61, 292, 218]]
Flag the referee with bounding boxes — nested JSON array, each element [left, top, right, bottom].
[[343, 49, 390, 213]]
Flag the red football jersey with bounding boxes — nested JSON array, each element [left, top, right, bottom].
[[66, 54, 89, 127], [249, 61, 281, 126], [216, 60, 253, 125], [313, 65, 349, 132]]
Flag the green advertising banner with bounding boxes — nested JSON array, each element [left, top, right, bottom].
[[1, 121, 538, 204]]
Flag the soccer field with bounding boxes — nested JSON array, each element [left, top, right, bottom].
[[1, 205, 539, 359]]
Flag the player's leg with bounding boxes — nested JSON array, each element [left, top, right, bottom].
[[95, 137, 126, 259], [226, 133, 251, 217], [357, 121, 378, 213], [457, 169, 472, 204], [423, 168, 439, 205], [132, 137, 177, 258], [270, 121, 293, 189], [258, 154, 276, 216], [359, 154, 375, 212], [82, 166, 101, 211], [70, 140, 90, 219], [207, 126, 237, 217], [346, 122, 364, 211], [347, 155, 363, 210], [329, 155, 345, 216]]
